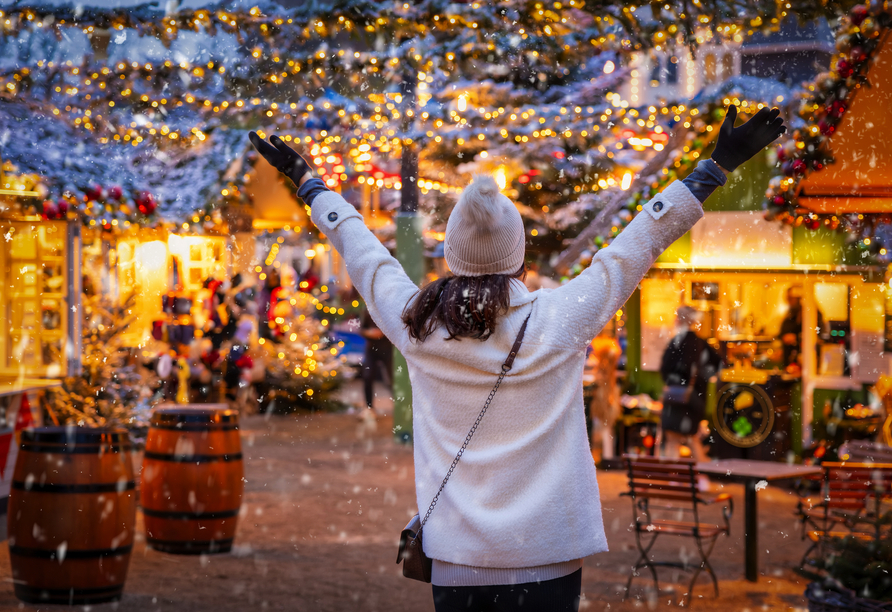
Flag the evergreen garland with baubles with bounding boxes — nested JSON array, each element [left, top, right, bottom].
[[764, 3, 891, 241]]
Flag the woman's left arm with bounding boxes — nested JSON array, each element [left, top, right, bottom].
[[538, 174, 709, 349]]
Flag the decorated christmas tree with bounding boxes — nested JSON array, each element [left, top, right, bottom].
[[256, 287, 346, 413], [46, 292, 158, 435]]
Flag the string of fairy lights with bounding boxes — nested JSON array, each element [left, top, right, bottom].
[[0, 0, 847, 61], [0, 0, 865, 240], [0, 0, 847, 149]]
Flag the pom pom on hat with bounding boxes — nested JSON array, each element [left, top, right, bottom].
[[458, 175, 505, 227], [444, 174, 525, 276]]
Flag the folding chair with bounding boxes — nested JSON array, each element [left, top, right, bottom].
[[623, 455, 733, 606], [801, 461, 892, 566], [794, 470, 828, 548]]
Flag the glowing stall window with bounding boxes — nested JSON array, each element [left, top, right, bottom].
[[2, 221, 68, 375], [167, 235, 229, 294]]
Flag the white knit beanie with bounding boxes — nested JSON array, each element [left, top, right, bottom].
[[444, 175, 525, 276]]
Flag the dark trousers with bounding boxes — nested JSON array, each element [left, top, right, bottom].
[[362, 342, 392, 408], [432, 569, 582, 612]]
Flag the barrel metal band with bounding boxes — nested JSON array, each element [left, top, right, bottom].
[[13, 583, 124, 604], [12, 481, 136, 494], [9, 544, 133, 559], [19, 444, 132, 454], [146, 536, 234, 552], [150, 423, 239, 432], [143, 451, 243, 463], [141, 507, 240, 520]]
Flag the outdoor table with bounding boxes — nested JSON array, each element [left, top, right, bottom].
[[696, 459, 822, 582]]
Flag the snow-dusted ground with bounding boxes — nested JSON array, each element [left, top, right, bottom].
[[0, 408, 812, 611]]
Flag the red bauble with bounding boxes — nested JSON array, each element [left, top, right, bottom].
[[776, 147, 787, 162], [85, 184, 103, 201], [42, 200, 59, 219], [792, 160, 807, 175], [56, 200, 68, 217], [107, 185, 123, 201], [837, 59, 854, 78], [773, 195, 786, 206], [809, 219, 821, 230], [850, 4, 868, 26], [819, 120, 835, 136], [136, 191, 156, 215], [829, 100, 847, 118], [850, 46, 868, 63], [812, 161, 824, 171]]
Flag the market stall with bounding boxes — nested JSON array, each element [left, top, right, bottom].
[[631, 254, 884, 459], [0, 163, 80, 535], [621, 10, 892, 459]]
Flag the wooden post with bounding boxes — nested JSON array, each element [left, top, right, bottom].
[[393, 72, 422, 443]]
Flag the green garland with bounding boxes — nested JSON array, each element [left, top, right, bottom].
[[764, 3, 891, 254]]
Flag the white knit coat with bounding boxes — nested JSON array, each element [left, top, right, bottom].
[[309, 180, 704, 568]]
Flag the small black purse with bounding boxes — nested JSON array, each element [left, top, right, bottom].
[[396, 314, 530, 583]]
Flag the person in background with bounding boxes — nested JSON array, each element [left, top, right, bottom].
[[781, 285, 824, 372], [587, 333, 622, 463], [360, 307, 393, 420], [259, 268, 283, 341], [660, 306, 721, 464], [781, 285, 804, 369]]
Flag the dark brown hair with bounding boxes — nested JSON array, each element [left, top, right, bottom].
[[402, 263, 526, 342]]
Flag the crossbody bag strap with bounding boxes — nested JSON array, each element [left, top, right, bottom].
[[416, 312, 531, 534]]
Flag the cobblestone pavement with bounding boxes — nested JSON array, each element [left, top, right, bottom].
[[0, 407, 813, 611]]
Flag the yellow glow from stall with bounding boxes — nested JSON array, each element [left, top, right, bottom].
[[494, 166, 507, 190], [130, 240, 170, 345]]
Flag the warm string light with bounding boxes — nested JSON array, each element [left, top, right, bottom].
[[3, 58, 622, 160], [1, 0, 839, 243]]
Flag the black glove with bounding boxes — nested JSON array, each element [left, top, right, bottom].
[[711, 105, 786, 173], [248, 132, 312, 186]]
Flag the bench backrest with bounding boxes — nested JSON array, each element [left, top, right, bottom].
[[838, 440, 892, 464], [820, 462, 892, 526], [624, 455, 699, 508]]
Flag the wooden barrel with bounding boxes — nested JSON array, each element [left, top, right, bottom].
[[7, 427, 136, 605], [141, 406, 243, 554]]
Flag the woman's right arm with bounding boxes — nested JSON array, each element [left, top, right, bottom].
[[538, 106, 785, 350], [305, 188, 418, 351]]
